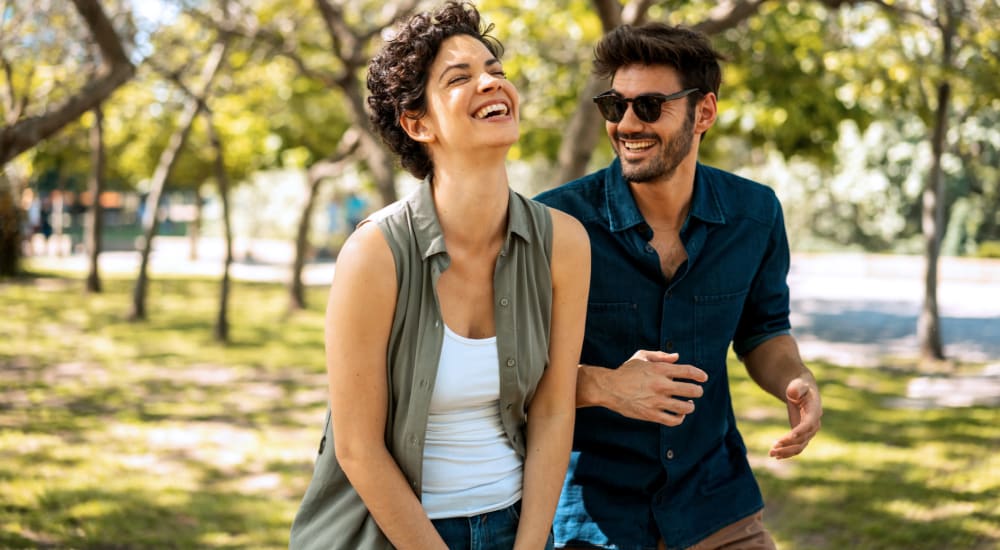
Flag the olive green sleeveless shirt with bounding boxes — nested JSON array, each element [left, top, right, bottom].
[[289, 182, 554, 550]]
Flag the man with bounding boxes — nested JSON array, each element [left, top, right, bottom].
[[535, 23, 823, 550]]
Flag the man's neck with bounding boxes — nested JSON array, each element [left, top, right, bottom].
[[629, 161, 696, 231]]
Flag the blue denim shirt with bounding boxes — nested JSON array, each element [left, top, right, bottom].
[[535, 159, 791, 550]]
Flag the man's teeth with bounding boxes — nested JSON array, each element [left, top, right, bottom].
[[623, 140, 655, 151], [474, 104, 508, 119]]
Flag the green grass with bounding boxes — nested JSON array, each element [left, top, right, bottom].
[[1, 272, 329, 549], [1, 270, 998, 549], [731, 360, 1000, 549]]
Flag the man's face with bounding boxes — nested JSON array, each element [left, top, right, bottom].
[[605, 64, 698, 184]]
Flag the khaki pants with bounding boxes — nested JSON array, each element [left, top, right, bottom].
[[563, 511, 776, 550]]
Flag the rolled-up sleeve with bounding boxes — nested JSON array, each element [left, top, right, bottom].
[[733, 200, 792, 358]]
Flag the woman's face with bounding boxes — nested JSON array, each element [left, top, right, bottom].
[[414, 33, 520, 156]]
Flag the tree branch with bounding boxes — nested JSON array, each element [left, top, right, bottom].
[[866, 0, 937, 25], [189, 7, 342, 88], [145, 56, 211, 113], [693, 0, 768, 35], [0, 0, 135, 165], [1, 52, 21, 125], [313, 0, 353, 64], [307, 127, 361, 182], [72, 0, 131, 66], [357, 0, 422, 44], [622, 0, 656, 25], [592, 0, 623, 31]]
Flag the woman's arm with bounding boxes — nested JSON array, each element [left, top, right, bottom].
[[514, 209, 591, 549], [326, 222, 447, 550]]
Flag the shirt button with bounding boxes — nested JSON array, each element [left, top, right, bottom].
[[645, 244, 655, 253], [434, 320, 440, 328], [666, 449, 675, 460], [506, 358, 516, 367], [665, 341, 674, 351], [419, 379, 428, 389], [499, 297, 510, 307]]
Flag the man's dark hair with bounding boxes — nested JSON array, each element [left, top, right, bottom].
[[593, 23, 724, 102], [367, 1, 504, 180]]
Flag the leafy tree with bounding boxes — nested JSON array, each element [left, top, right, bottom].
[[0, 0, 134, 275], [0, 0, 135, 165], [129, 38, 229, 321]]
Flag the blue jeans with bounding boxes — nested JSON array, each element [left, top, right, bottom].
[[431, 501, 555, 550]]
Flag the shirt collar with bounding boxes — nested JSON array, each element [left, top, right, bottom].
[[408, 178, 533, 261], [602, 158, 726, 232], [690, 163, 726, 225]]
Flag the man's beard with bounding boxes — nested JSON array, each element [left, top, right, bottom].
[[618, 107, 696, 184]]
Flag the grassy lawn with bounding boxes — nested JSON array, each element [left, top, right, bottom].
[[1, 270, 998, 549]]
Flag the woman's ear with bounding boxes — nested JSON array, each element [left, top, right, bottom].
[[400, 112, 435, 143]]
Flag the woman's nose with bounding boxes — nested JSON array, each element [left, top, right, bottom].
[[478, 72, 502, 92]]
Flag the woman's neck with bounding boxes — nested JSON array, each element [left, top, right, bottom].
[[431, 159, 510, 248]]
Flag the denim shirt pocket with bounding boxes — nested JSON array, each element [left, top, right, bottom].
[[582, 302, 638, 369], [693, 289, 748, 367]]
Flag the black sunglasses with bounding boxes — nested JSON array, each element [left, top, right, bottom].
[[593, 88, 701, 123]]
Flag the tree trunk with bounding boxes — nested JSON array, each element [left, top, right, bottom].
[[52, 181, 65, 256], [0, 176, 20, 277], [0, 0, 134, 165], [205, 114, 234, 343], [289, 173, 322, 311], [85, 104, 105, 292], [130, 42, 228, 321], [342, 83, 396, 207], [917, 81, 950, 362], [289, 130, 360, 311], [554, 76, 611, 185], [312, 0, 409, 207], [188, 186, 203, 261]]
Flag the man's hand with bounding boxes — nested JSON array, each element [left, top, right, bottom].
[[769, 376, 822, 459], [742, 335, 823, 460], [582, 350, 708, 427]]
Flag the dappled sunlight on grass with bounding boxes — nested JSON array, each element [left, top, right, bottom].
[[2, 270, 996, 548], [730, 357, 999, 549], [2, 272, 326, 548]]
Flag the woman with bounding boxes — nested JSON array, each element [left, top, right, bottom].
[[289, 2, 590, 549]]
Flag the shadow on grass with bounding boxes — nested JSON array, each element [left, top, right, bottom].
[[3, 486, 293, 549], [732, 361, 1000, 549], [761, 458, 999, 549]]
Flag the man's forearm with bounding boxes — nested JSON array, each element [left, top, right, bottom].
[[743, 334, 815, 402]]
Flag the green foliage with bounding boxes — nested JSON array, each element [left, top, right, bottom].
[[975, 241, 1000, 259], [4, 0, 1000, 255], [705, 2, 873, 167], [478, 0, 603, 163]]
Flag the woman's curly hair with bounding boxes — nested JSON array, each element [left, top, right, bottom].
[[366, 1, 504, 180]]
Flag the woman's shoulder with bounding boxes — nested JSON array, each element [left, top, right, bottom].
[[336, 221, 395, 279]]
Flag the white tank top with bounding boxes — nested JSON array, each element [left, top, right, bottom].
[[420, 325, 523, 519]]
